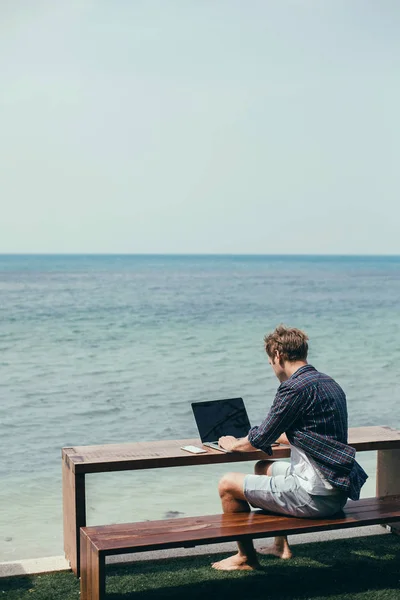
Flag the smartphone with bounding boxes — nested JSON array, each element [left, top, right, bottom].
[[181, 445, 207, 454]]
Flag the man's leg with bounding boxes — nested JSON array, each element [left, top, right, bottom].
[[211, 472, 260, 571], [254, 460, 292, 559]]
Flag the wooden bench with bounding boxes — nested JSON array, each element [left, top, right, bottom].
[[80, 494, 400, 600], [62, 425, 400, 577]]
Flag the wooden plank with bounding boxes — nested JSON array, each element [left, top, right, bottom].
[[347, 426, 400, 451], [62, 449, 86, 576], [83, 495, 400, 538], [81, 495, 400, 554], [92, 506, 400, 556], [64, 426, 400, 474], [81, 498, 381, 539], [68, 439, 287, 474], [89, 496, 400, 541]]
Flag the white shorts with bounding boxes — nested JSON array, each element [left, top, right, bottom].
[[244, 460, 347, 518]]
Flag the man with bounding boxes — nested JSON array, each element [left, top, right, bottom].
[[212, 325, 368, 571]]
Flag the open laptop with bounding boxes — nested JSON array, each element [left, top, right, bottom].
[[191, 397, 251, 452]]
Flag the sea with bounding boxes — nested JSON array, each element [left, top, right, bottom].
[[1, 254, 399, 562]]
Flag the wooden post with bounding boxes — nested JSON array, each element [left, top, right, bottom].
[[376, 449, 400, 535], [80, 529, 106, 600], [62, 449, 86, 576]]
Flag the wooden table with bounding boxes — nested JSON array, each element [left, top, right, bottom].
[[62, 425, 400, 576]]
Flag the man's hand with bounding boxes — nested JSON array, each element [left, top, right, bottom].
[[218, 435, 238, 451], [218, 435, 258, 452]]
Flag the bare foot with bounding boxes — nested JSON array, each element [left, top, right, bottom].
[[258, 542, 292, 560], [211, 553, 260, 571]]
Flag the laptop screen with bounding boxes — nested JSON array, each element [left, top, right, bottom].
[[191, 397, 251, 443]]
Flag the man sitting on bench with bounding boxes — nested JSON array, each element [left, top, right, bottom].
[[212, 325, 368, 571]]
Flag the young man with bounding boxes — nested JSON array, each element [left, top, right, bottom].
[[212, 325, 367, 571]]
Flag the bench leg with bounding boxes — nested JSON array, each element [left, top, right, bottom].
[[376, 449, 400, 535], [80, 530, 106, 600]]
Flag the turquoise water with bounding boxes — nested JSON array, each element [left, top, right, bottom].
[[1, 254, 399, 561]]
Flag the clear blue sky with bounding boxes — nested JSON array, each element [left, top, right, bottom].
[[1, 1, 399, 254]]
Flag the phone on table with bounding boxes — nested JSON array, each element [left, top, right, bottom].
[[181, 445, 207, 454]]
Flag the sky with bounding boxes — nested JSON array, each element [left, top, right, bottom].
[[1, 1, 399, 254]]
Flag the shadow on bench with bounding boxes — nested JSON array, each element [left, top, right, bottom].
[[80, 494, 400, 600]]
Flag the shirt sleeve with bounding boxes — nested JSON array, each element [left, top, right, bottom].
[[248, 383, 305, 453]]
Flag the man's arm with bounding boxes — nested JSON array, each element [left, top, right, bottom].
[[219, 385, 302, 453], [247, 385, 303, 453], [218, 432, 289, 452]]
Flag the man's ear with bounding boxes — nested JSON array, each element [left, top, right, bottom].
[[276, 351, 285, 367]]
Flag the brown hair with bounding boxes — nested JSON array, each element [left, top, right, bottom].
[[264, 325, 309, 362]]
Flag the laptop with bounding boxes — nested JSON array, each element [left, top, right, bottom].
[[191, 397, 251, 452]]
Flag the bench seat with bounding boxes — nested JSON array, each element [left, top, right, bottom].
[[80, 494, 400, 600]]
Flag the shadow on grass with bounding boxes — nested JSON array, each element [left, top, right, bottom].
[[0, 570, 78, 600], [107, 535, 400, 600], [0, 535, 399, 600], [0, 574, 33, 595]]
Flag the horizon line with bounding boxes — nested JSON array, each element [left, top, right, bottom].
[[0, 252, 399, 257]]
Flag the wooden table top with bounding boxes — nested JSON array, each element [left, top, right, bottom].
[[62, 426, 400, 474]]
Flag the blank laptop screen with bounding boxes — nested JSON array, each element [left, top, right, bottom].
[[191, 397, 251, 443]]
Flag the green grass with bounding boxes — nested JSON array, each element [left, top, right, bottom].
[[1, 534, 399, 600]]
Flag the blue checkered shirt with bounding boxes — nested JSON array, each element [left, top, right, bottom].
[[248, 365, 368, 500]]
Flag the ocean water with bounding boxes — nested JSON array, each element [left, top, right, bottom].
[[1, 254, 399, 561]]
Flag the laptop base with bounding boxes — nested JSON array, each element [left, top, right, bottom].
[[203, 442, 229, 453]]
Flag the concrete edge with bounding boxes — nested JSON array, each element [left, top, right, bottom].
[[0, 525, 390, 579]]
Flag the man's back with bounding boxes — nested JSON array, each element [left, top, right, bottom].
[[282, 364, 348, 444], [248, 364, 368, 500]]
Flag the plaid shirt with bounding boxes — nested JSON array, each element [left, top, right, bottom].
[[248, 364, 368, 500]]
